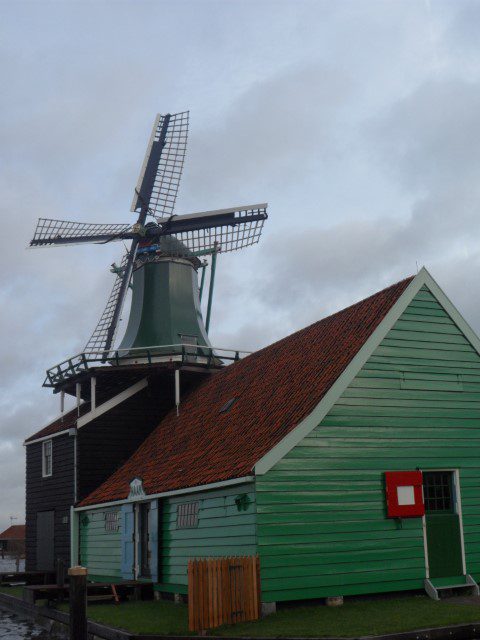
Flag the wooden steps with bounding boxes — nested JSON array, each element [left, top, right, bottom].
[[425, 575, 480, 600]]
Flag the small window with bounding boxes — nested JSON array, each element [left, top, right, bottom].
[[42, 440, 52, 477], [424, 472, 454, 513], [104, 511, 120, 532], [177, 502, 199, 528]]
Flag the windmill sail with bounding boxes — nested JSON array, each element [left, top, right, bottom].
[[84, 251, 133, 354], [30, 218, 133, 247], [158, 204, 268, 254], [131, 111, 189, 218]]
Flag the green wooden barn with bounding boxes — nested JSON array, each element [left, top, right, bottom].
[[72, 268, 480, 605]]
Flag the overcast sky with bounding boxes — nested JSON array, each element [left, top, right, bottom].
[[1, 0, 480, 532]]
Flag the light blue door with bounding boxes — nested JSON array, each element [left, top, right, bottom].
[[121, 504, 135, 579]]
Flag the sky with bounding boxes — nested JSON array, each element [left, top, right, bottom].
[[1, 0, 480, 532]]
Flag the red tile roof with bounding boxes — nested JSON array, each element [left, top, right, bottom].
[[79, 276, 414, 507], [0, 525, 25, 540]]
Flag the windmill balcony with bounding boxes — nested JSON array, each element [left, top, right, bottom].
[[43, 344, 249, 389]]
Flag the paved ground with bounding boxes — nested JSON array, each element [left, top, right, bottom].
[[443, 594, 480, 606]]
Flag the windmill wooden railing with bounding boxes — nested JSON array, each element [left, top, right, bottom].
[[43, 344, 250, 388], [188, 556, 261, 632]]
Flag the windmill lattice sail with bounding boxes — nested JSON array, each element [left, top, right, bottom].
[[84, 252, 131, 354], [30, 219, 133, 247], [131, 111, 189, 219]]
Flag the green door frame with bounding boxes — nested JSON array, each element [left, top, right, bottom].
[[421, 468, 466, 579]]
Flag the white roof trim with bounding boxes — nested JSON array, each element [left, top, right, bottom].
[[24, 427, 76, 446], [255, 267, 479, 475], [77, 378, 148, 428], [74, 475, 254, 512]]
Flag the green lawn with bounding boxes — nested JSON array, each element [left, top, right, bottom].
[[3, 587, 480, 637], [218, 595, 480, 637], [0, 585, 25, 598], [64, 594, 480, 637]]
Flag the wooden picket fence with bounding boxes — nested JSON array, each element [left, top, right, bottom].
[[187, 556, 261, 632]]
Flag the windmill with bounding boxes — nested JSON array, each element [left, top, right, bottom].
[[30, 112, 268, 386]]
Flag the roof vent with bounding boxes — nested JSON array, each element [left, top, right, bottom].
[[219, 397, 237, 414]]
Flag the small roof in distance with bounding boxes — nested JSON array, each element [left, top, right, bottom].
[[0, 525, 25, 540]]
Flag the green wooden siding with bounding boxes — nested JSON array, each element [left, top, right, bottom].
[[257, 286, 480, 602], [79, 506, 122, 581], [160, 484, 256, 593]]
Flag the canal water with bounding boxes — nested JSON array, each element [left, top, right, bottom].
[[1, 558, 50, 637], [0, 609, 50, 639]]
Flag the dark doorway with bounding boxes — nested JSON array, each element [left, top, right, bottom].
[[139, 503, 151, 578], [36, 510, 54, 571], [424, 471, 464, 579]]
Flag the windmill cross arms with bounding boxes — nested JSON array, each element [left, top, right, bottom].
[[29, 203, 268, 252]]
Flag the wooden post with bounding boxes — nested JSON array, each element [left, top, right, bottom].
[[68, 566, 87, 640], [56, 558, 65, 588]]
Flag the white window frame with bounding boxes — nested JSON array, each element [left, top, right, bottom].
[[42, 439, 53, 477]]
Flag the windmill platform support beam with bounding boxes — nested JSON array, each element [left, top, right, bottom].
[[77, 378, 148, 428]]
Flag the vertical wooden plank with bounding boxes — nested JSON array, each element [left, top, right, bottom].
[[188, 561, 194, 631], [222, 557, 230, 626], [246, 557, 252, 621], [202, 559, 208, 632], [212, 559, 218, 629], [217, 559, 224, 625], [213, 558, 218, 629], [241, 557, 247, 623], [255, 555, 261, 619]]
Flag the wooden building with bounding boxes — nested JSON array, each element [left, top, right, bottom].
[[73, 269, 480, 603], [24, 368, 205, 571], [0, 525, 25, 557]]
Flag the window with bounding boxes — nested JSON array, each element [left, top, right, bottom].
[[42, 440, 52, 477], [177, 502, 199, 528], [104, 511, 120, 532], [424, 472, 454, 513]]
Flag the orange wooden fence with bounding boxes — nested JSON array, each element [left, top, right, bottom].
[[188, 556, 261, 632]]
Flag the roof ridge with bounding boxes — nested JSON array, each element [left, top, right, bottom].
[[236, 274, 416, 365]]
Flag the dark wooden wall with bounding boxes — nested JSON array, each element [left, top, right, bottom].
[[25, 368, 210, 571], [25, 433, 74, 571], [77, 383, 175, 501]]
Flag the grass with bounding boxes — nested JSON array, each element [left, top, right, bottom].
[[58, 593, 480, 637], [4, 587, 480, 637], [0, 585, 25, 598], [217, 595, 480, 637]]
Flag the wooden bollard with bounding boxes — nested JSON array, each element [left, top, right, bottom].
[[56, 558, 65, 588], [68, 566, 88, 640]]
